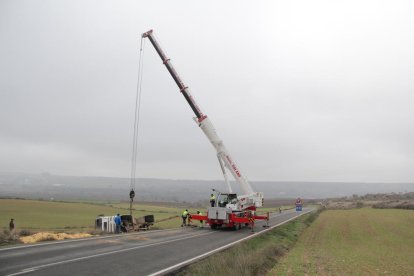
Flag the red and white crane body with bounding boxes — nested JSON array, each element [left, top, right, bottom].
[[142, 30, 267, 229]]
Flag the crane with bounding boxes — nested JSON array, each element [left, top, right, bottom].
[[142, 30, 267, 230]]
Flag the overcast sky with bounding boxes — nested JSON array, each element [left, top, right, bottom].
[[1, 0, 413, 182]]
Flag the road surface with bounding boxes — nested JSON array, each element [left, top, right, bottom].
[[0, 208, 313, 276]]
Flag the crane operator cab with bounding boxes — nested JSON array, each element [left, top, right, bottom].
[[217, 193, 238, 207]]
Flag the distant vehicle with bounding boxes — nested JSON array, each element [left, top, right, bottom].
[[142, 30, 268, 230], [295, 198, 303, 211]]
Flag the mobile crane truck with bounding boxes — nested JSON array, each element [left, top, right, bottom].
[[142, 30, 269, 230]]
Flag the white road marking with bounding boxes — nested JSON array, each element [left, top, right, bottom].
[[148, 209, 314, 276], [6, 268, 36, 276], [5, 231, 215, 276]]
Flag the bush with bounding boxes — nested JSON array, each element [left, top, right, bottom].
[[19, 229, 33, 236], [87, 229, 104, 235], [0, 229, 19, 245], [395, 203, 414, 210], [373, 201, 414, 210]]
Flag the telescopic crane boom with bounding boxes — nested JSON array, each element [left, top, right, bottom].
[[142, 30, 263, 210]]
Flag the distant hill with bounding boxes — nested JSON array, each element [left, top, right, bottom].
[[0, 172, 412, 203]]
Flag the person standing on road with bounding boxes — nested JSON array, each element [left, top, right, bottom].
[[181, 209, 189, 227], [210, 194, 216, 207], [114, 214, 121, 234], [196, 211, 203, 228]]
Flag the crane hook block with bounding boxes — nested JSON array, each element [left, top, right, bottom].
[[129, 190, 135, 199]]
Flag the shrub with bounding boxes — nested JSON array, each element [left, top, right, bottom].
[[0, 229, 19, 245], [87, 229, 104, 235], [356, 201, 364, 208], [19, 229, 33, 236]]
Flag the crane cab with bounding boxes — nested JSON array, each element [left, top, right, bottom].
[[217, 193, 238, 207]]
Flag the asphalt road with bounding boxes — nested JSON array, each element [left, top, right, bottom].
[[0, 208, 313, 276]]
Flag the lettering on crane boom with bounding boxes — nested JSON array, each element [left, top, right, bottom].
[[225, 155, 241, 177]]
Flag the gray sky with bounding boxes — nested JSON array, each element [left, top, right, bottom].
[[1, 0, 413, 182]]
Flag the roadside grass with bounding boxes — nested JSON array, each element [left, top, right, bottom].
[[176, 210, 319, 276], [271, 208, 414, 275], [0, 199, 184, 233]]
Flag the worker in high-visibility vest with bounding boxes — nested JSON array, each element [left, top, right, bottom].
[[210, 194, 216, 207], [181, 209, 189, 227], [197, 211, 203, 228]]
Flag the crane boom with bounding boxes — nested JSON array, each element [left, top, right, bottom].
[[142, 30, 204, 120], [142, 30, 262, 208]]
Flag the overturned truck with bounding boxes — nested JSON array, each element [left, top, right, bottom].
[[95, 214, 154, 233]]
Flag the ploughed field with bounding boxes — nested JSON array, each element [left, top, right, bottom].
[[271, 208, 414, 275]]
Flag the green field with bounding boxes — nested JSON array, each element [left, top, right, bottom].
[[271, 208, 414, 275], [0, 199, 186, 232]]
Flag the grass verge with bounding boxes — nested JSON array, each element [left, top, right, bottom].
[[175, 209, 321, 276]]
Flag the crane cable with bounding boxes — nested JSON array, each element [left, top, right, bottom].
[[129, 36, 146, 215]]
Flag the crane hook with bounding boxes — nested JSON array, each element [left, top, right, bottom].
[[129, 189, 135, 200]]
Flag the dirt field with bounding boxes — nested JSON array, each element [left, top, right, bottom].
[[271, 208, 414, 275]]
